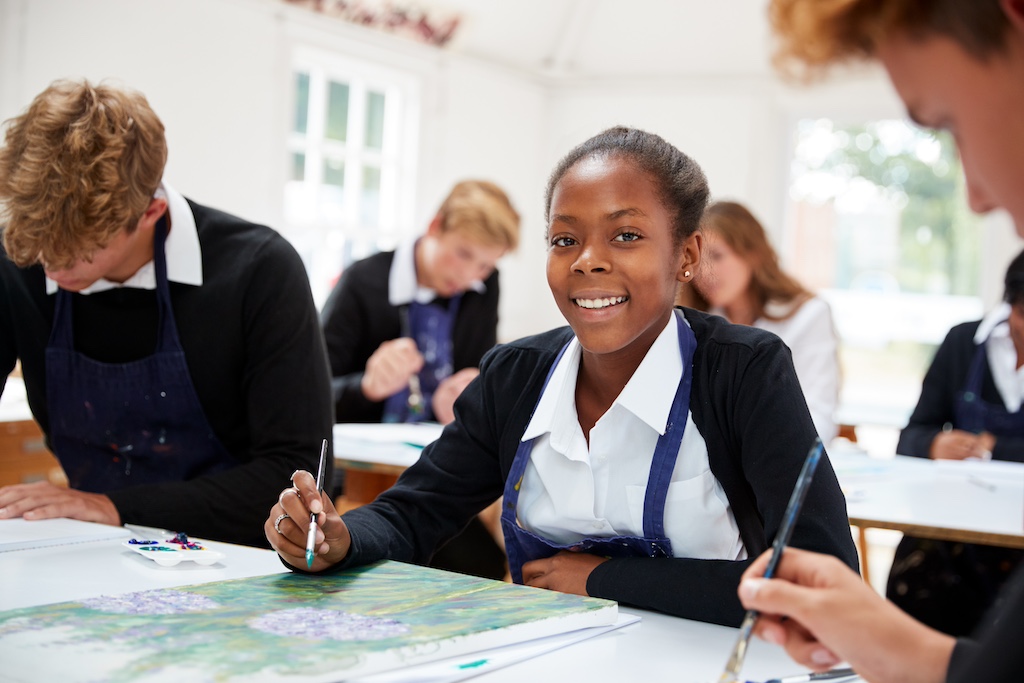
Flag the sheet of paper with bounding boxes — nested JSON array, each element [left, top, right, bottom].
[[0, 518, 130, 552], [334, 422, 444, 447], [348, 613, 641, 683]]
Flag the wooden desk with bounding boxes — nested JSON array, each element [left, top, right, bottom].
[[0, 377, 65, 488], [0, 531, 811, 683]]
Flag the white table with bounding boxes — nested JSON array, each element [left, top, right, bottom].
[[833, 453, 1024, 549], [0, 533, 812, 683]]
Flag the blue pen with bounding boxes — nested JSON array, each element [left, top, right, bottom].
[[718, 437, 825, 683], [305, 438, 328, 568]]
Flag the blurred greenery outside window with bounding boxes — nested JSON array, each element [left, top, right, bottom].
[[784, 119, 982, 431], [285, 55, 418, 307]]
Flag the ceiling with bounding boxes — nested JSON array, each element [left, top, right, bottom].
[[379, 0, 776, 79]]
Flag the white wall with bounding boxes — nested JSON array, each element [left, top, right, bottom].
[[2, 0, 1018, 341]]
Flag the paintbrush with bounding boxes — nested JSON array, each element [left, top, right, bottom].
[[718, 437, 824, 683], [305, 438, 328, 568]]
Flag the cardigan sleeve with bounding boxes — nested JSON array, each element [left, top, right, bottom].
[[321, 263, 386, 422], [946, 562, 1024, 683], [897, 323, 975, 458], [588, 319, 858, 626]]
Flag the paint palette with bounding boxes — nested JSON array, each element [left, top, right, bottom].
[[123, 535, 225, 567]]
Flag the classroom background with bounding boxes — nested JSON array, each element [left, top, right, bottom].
[[2, 0, 1022, 587]]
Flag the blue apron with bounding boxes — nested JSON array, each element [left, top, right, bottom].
[[954, 339, 1024, 437], [500, 314, 697, 584], [383, 295, 463, 423], [44, 217, 236, 492]]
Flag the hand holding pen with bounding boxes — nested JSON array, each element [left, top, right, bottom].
[[265, 440, 352, 571]]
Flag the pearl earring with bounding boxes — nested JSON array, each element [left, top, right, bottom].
[[684, 270, 691, 278]]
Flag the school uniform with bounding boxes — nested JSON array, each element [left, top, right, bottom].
[[325, 308, 859, 626], [890, 307, 1024, 636], [320, 240, 499, 423], [0, 184, 333, 548], [750, 296, 840, 444], [898, 307, 1024, 461]]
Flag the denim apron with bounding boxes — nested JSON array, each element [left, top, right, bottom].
[[383, 295, 463, 423], [44, 217, 235, 492], [954, 339, 1024, 435], [500, 314, 696, 584]]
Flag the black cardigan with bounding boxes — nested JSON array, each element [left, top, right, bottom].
[[0, 200, 334, 547], [320, 249, 500, 423], [898, 320, 1024, 462], [326, 309, 858, 626]]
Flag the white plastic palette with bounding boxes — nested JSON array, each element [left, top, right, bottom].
[[123, 538, 225, 567]]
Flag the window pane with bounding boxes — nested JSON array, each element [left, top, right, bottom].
[[325, 81, 350, 142], [365, 90, 386, 150], [293, 72, 309, 135], [324, 157, 345, 189], [291, 152, 305, 181], [361, 166, 381, 227]]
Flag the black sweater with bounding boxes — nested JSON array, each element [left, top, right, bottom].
[[327, 309, 859, 626], [898, 320, 1024, 462], [0, 200, 334, 547], [320, 249, 499, 423]]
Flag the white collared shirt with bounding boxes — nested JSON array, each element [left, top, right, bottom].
[[517, 310, 747, 561], [387, 237, 486, 307], [976, 302, 1024, 413], [45, 182, 203, 295]]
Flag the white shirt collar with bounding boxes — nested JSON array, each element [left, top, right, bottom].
[[387, 236, 486, 307], [522, 311, 684, 447], [46, 182, 203, 295], [975, 302, 1011, 344]]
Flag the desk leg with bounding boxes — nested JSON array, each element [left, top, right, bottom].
[[856, 525, 871, 586]]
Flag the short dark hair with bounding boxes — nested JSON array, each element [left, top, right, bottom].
[[1004, 249, 1024, 307], [544, 126, 709, 249]]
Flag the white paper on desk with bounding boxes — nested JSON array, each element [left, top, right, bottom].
[[0, 518, 130, 552], [334, 422, 444, 447], [347, 613, 641, 683]]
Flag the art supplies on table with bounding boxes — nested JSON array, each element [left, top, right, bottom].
[[122, 532, 226, 567]]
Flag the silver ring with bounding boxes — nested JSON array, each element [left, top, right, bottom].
[[274, 513, 290, 534]]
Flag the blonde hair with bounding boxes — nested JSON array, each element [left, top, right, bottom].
[[436, 180, 520, 251], [0, 79, 167, 268], [702, 201, 811, 322], [769, 0, 1011, 80]]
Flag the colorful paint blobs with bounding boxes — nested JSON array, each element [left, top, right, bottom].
[[81, 590, 222, 615], [249, 607, 409, 641]]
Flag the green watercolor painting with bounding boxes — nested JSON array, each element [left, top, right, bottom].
[[0, 560, 616, 683]]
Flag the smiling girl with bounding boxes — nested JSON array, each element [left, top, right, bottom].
[[267, 127, 858, 626]]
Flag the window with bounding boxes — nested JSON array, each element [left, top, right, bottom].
[[784, 119, 983, 440], [284, 49, 419, 305]]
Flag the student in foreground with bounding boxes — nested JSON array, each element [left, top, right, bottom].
[[267, 126, 858, 626], [737, 1, 1024, 681], [0, 79, 333, 547]]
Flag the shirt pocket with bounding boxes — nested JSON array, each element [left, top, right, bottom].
[[626, 468, 743, 560]]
